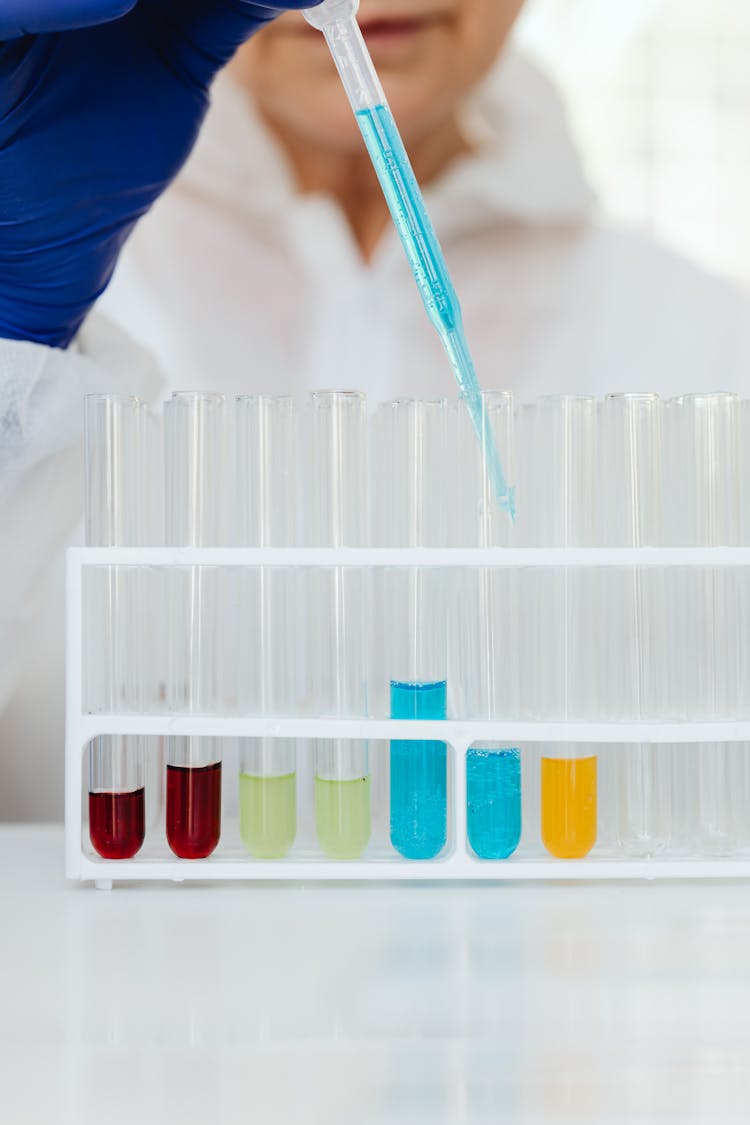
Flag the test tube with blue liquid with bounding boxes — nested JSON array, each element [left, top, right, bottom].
[[454, 393, 521, 860], [378, 399, 449, 860], [236, 396, 298, 859], [310, 391, 371, 859], [303, 0, 513, 516]]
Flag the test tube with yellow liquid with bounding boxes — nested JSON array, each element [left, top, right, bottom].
[[310, 392, 371, 859], [541, 750, 597, 859], [236, 396, 298, 859], [533, 396, 599, 859]]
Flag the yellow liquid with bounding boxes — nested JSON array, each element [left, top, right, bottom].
[[541, 757, 597, 859], [239, 773, 296, 859], [315, 777, 371, 860]]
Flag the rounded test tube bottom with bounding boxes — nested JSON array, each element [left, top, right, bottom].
[[240, 773, 297, 859], [541, 755, 597, 859], [89, 789, 145, 859], [466, 748, 522, 860], [166, 761, 222, 859], [315, 777, 371, 860], [616, 744, 671, 858]]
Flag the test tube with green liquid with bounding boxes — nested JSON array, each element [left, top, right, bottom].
[[236, 396, 298, 859], [310, 391, 371, 859]]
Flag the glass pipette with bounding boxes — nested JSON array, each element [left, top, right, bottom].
[[303, 0, 515, 518]]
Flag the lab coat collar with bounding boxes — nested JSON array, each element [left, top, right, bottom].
[[179, 48, 595, 239]]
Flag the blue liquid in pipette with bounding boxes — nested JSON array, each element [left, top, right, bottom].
[[466, 748, 522, 860], [356, 104, 514, 518], [390, 680, 447, 860]]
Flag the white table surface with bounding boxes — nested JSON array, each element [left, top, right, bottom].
[[1, 825, 749, 1125]]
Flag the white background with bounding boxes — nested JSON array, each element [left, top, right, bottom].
[[519, 0, 750, 290]]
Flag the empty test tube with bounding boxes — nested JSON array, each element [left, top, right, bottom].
[[378, 399, 449, 860], [164, 392, 225, 859], [310, 391, 371, 859], [84, 394, 146, 859], [534, 396, 599, 858], [454, 393, 521, 860], [236, 396, 298, 859], [670, 393, 742, 854], [604, 394, 671, 856]]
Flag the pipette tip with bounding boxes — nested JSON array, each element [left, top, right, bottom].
[[503, 486, 517, 523]]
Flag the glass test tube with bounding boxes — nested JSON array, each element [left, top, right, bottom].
[[310, 392, 371, 859], [379, 399, 448, 860], [670, 393, 742, 855], [236, 396, 298, 859], [534, 396, 598, 859], [603, 394, 671, 856], [740, 400, 750, 847], [84, 394, 146, 859], [454, 393, 521, 859], [164, 392, 225, 859]]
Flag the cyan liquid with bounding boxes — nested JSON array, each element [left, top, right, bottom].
[[390, 680, 447, 860], [466, 748, 522, 860], [356, 104, 512, 513]]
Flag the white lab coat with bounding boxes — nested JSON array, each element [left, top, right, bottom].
[[1, 51, 748, 819]]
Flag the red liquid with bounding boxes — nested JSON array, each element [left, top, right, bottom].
[[166, 762, 222, 859], [89, 789, 145, 859]]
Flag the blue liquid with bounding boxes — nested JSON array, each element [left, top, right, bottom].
[[356, 104, 513, 517], [390, 680, 447, 860], [466, 748, 522, 860]]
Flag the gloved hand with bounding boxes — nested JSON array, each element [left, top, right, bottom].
[[0, 0, 320, 347]]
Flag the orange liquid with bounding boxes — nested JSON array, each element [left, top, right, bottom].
[[541, 756, 597, 858]]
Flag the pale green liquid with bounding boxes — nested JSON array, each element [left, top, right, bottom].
[[315, 777, 371, 860], [239, 773, 296, 859]]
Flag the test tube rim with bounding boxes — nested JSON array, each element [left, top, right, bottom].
[[379, 397, 448, 409], [475, 389, 513, 405], [537, 393, 597, 405], [85, 392, 144, 406], [236, 393, 295, 406], [310, 389, 366, 403], [455, 390, 514, 423], [169, 391, 227, 404], [671, 391, 741, 407], [605, 392, 661, 405]]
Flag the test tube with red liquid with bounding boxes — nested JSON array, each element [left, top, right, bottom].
[[164, 392, 226, 859], [84, 394, 147, 859]]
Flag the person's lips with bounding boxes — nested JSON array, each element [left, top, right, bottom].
[[357, 15, 437, 46], [293, 10, 444, 46]]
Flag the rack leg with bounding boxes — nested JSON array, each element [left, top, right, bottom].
[[95, 878, 113, 892]]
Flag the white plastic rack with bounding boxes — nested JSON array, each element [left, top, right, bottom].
[[66, 545, 750, 887]]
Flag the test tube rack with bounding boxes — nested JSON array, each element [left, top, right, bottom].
[[66, 544, 750, 888]]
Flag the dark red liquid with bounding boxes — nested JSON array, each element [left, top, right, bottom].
[[89, 789, 145, 859], [166, 762, 222, 859]]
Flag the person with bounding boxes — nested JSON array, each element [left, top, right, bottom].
[[1, 0, 748, 818]]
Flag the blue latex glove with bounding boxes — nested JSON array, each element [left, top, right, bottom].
[[0, 0, 320, 347]]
